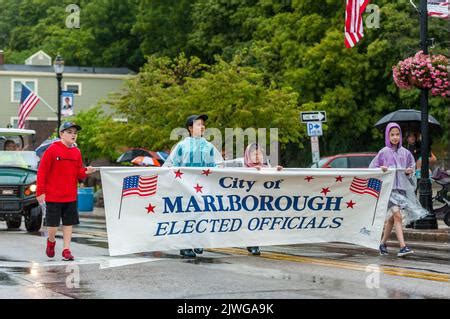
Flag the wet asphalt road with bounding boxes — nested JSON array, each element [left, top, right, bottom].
[[0, 217, 449, 299]]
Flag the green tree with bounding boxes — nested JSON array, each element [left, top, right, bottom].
[[246, 0, 448, 159], [82, 0, 143, 70], [99, 54, 304, 161], [1, 0, 448, 164], [132, 0, 195, 59], [70, 106, 117, 164], [187, 0, 265, 63]]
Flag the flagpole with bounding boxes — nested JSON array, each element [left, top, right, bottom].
[[118, 195, 124, 220], [21, 83, 57, 114], [371, 195, 380, 227], [368, 177, 383, 227]]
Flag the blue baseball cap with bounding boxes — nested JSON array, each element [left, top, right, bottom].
[[59, 121, 81, 132], [185, 114, 208, 128]]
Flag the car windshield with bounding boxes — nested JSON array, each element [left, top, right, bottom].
[[311, 158, 330, 168], [0, 151, 38, 169], [224, 157, 245, 167]]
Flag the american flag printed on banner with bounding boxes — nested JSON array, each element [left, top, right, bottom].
[[350, 177, 382, 199], [18, 84, 40, 129], [122, 175, 158, 198], [428, 1, 449, 19], [345, 0, 370, 48]]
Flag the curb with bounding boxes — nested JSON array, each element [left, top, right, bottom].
[[386, 239, 450, 252], [78, 206, 105, 219], [79, 214, 105, 220], [390, 229, 449, 243]]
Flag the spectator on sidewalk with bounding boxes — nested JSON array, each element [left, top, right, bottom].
[[405, 132, 421, 161], [415, 138, 437, 179], [0, 140, 27, 168]]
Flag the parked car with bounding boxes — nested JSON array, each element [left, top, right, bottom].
[[311, 153, 377, 168], [0, 128, 42, 231]]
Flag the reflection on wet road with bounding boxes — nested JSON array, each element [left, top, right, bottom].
[[0, 217, 449, 299]]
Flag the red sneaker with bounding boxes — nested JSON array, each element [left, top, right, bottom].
[[46, 239, 55, 258], [62, 249, 74, 261]]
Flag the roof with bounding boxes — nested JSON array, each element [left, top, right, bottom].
[[25, 50, 52, 66], [322, 152, 378, 158], [0, 128, 36, 136], [0, 64, 135, 75]]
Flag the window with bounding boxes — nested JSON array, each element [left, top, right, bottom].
[[64, 83, 82, 95], [11, 80, 37, 102], [348, 156, 376, 168], [312, 158, 330, 168], [329, 157, 348, 168]]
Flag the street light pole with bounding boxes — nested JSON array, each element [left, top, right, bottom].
[[56, 72, 62, 131], [53, 54, 64, 133], [415, 0, 438, 229]]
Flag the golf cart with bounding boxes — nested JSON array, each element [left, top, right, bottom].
[[0, 128, 42, 231]]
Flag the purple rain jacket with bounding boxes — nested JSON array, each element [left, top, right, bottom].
[[369, 122, 416, 190]]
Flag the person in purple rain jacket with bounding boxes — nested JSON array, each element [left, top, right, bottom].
[[369, 122, 427, 257]]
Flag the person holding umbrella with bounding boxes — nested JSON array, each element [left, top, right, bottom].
[[415, 135, 437, 179], [163, 114, 223, 258], [405, 132, 421, 161]]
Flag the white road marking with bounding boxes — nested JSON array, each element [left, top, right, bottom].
[[0, 256, 162, 270]]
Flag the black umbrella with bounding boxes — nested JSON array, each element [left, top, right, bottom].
[[35, 138, 60, 158], [374, 109, 442, 134], [116, 149, 152, 163]]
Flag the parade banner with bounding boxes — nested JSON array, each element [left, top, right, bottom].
[[100, 167, 395, 256]]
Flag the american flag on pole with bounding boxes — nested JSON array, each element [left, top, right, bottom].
[[350, 177, 382, 199], [122, 175, 158, 198], [345, 0, 370, 48], [18, 84, 40, 129], [428, 1, 449, 19]]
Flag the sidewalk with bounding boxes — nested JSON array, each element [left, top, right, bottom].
[[78, 206, 106, 220], [390, 220, 449, 242], [81, 207, 449, 243]]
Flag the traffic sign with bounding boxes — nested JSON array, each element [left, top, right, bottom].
[[307, 122, 323, 137], [300, 111, 327, 123]]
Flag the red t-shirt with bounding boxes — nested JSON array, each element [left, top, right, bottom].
[[36, 141, 87, 202]]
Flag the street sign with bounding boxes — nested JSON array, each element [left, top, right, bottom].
[[306, 122, 323, 137], [300, 111, 327, 123], [311, 136, 320, 164]]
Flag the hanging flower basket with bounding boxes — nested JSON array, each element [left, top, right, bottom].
[[392, 51, 449, 97]]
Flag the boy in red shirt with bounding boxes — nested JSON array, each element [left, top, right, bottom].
[[37, 122, 96, 260]]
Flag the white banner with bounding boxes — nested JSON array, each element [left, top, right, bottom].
[[100, 167, 395, 256]]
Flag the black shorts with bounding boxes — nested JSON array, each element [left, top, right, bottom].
[[44, 201, 79, 227]]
